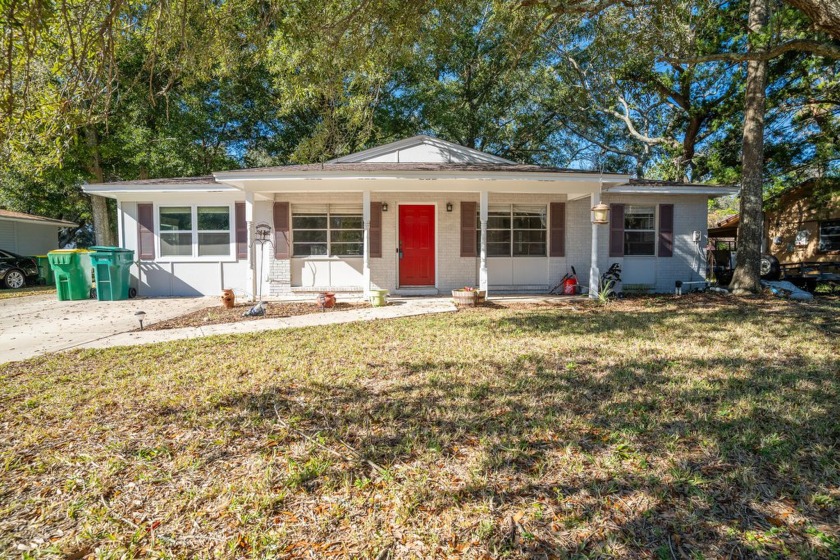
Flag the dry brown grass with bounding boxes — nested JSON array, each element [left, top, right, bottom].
[[1, 294, 838, 559], [0, 285, 56, 300]]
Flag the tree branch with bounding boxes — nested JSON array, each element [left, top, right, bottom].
[[667, 39, 840, 63]]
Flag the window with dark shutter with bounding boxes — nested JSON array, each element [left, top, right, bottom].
[[370, 202, 382, 258], [658, 204, 674, 257], [549, 202, 566, 257], [137, 203, 155, 260], [235, 202, 247, 259], [273, 201, 290, 259], [609, 204, 625, 257], [461, 202, 477, 257]]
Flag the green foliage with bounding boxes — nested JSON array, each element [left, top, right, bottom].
[[0, 0, 837, 227]]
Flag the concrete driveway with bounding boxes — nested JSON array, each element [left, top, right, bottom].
[[0, 294, 211, 364]]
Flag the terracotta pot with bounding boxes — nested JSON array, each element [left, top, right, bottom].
[[221, 288, 235, 309], [317, 292, 336, 309]]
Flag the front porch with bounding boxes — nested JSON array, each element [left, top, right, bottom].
[[237, 184, 614, 301]]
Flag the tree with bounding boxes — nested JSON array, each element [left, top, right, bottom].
[[728, 0, 771, 294], [784, 0, 840, 41]]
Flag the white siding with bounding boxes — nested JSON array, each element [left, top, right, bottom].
[[0, 220, 62, 255], [117, 193, 250, 297]]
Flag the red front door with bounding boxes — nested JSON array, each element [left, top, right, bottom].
[[399, 205, 435, 286]]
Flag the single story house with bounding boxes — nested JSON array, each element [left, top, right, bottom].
[[83, 135, 738, 299], [0, 209, 78, 255], [709, 178, 839, 265]]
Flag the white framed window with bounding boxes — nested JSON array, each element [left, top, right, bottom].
[[476, 205, 547, 257], [624, 205, 656, 256], [292, 204, 363, 257], [158, 205, 232, 259]]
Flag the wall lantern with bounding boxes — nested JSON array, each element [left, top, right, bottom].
[[446, 202, 453, 212], [381, 202, 389, 212], [591, 203, 610, 224]]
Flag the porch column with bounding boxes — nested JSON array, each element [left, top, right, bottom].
[[589, 191, 600, 299], [479, 191, 489, 295], [245, 191, 256, 302], [362, 190, 371, 297]]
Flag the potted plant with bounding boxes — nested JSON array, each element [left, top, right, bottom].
[[452, 286, 478, 307]]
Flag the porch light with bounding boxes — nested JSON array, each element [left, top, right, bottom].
[[381, 202, 388, 212], [446, 202, 453, 212], [591, 203, 610, 224]]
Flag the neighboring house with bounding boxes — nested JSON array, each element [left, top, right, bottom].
[[83, 135, 738, 298], [0, 209, 78, 255], [708, 178, 840, 264]]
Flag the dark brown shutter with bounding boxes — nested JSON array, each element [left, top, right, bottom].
[[609, 203, 625, 257], [369, 202, 382, 258], [137, 203, 155, 260], [460, 201, 477, 257], [549, 202, 566, 257], [659, 203, 674, 257], [235, 202, 247, 259], [273, 201, 290, 259]]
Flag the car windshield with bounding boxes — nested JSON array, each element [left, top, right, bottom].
[[0, 250, 14, 258]]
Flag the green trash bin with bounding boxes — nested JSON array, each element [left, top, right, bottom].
[[32, 255, 54, 286], [48, 249, 93, 301], [89, 246, 135, 301]]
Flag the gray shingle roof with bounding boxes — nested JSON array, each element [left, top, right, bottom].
[[0, 209, 78, 227], [215, 162, 608, 175]]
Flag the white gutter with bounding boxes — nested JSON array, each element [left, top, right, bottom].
[[82, 184, 240, 194], [604, 185, 740, 196]]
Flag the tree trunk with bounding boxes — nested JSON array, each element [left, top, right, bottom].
[[730, 0, 770, 295], [85, 126, 116, 246], [784, 0, 840, 41]]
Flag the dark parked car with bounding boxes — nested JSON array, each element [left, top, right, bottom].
[[0, 250, 39, 289]]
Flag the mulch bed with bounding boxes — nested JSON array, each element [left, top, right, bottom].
[[145, 300, 369, 330]]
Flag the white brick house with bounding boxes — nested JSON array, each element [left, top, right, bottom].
[[84, 136, 738, 299]]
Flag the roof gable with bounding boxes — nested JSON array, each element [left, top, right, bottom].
[[328, 135, 515, 165]]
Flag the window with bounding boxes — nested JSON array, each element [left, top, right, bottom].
[[819, 219, 840, 252], [159, 206, 231, 258], [624, 205, 656, 256], [292, 205, 363, 257], [476, 205, 547, 257]]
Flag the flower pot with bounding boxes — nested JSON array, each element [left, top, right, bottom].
[[452, 289, 477, 307], [221, 289, 235, 309], [369, 289, 388, 307], [317, 292, 336, 309], [476, 290, 486, 304]]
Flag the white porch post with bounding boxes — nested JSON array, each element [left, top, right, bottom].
[[589, 191, 601, 299], [245, 191, 256, 302], [362, 190, 371, 297], [479, 191, 489, 295]]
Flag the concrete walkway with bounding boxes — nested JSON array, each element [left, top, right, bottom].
[[79, 297, 457, 351], [0, 295, 212, 363]]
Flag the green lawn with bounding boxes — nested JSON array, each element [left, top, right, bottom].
[[1, 295, 838, 559]]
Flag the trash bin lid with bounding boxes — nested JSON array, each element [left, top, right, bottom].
[[48, 249, 90, 254], [89, 246, 130, 252]]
